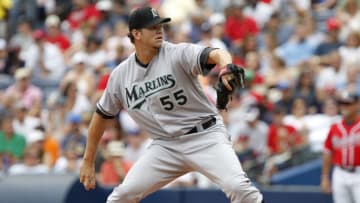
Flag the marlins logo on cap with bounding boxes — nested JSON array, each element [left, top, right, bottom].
[[151, 8, 159, 17], [128, 6, 171, 31]]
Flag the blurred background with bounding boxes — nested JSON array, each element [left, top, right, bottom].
[[0, 0, 359, 202]]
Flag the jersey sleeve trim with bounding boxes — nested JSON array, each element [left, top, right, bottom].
[[199, 47, 217, 76], [96, 103, 116, 119]]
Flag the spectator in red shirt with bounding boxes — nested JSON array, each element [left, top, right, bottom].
[[66, 0, 101, 31], [99, 141, 132, 186], [267, 106, 302, 155], [44, 15, 71, 52], [260, 106, 303, 183], [225, 1, 259, 48], [92, 69, 110, 103]]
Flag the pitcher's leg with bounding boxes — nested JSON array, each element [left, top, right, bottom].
[[107, 144, 188, 203], [186, 139, 263, 203]]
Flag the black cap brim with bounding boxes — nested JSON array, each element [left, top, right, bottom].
[[144, 17, 171, 28]]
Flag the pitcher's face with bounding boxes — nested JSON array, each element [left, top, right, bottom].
[[138, 24, 164, 49]]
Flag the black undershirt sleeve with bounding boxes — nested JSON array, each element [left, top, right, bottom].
[[199, 47, 218, 76], [96, 106, 116, 119]]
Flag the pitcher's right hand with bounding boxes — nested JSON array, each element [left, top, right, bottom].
[[79, 161, 96, 191]]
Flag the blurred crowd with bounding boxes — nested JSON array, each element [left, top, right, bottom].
[[0, 0, 359, 188]]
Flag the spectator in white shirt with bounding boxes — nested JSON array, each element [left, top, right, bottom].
[[304, 97, 341, 152], [8, 145, 49, 175], [21, 30, 65, 80], [228, 105, 269, 157], [197, 22, 228, 50], [119, 111, 152, 164]]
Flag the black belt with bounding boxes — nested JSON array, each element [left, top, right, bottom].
[[186, 117, 217, 135], [339, 166, 359, 173]]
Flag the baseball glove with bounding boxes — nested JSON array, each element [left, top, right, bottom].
[[215, 64, 245, 110]]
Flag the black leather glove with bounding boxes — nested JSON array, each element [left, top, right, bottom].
[[215, 64, 245, 110]]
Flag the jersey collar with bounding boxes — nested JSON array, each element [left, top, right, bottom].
[[135, 54, 149, 68]]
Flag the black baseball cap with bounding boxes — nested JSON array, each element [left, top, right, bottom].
[[128, 6, 171, 31], [338, 91, 359, 104]]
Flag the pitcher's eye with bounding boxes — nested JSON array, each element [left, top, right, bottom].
[[147, 24, 163, 30]]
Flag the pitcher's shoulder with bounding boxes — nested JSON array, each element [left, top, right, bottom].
[[161, 41, 190, 50], [161, 42, 199, 56], [112, 54, 135, 73]]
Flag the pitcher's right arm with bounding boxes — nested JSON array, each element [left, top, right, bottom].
[[80, 112, 112, 190]]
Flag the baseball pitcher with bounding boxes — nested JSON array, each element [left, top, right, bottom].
[[80, 6, 264, 203]]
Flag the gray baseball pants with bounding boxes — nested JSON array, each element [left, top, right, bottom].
[[106, 125, 263, 203]]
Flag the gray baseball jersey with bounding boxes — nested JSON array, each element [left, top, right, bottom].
[[97, 41, 222, 139], [100, 41, 264, 203]]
